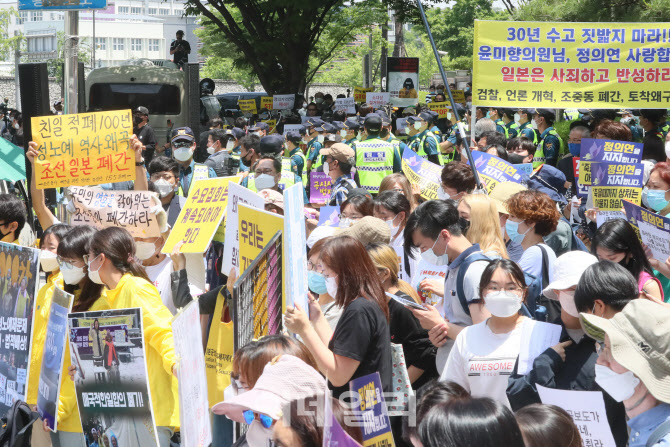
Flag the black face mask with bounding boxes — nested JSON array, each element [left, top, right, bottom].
[[133, 115, 143, 126], [507, 153, 527, 164], [240, 151, 253, 167], [459, 217, 470, 234], [380, 129, 390, 139], [0, 227, 11, 240]]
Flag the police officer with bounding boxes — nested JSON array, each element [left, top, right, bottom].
[[203, 129, 238, 177], [639, 109, 668, 140], [407, 112, 441, 165], [352, 114, 401, 194], [532, 108, 564, 168], [501, 108, 519, 139], [488, 107, 508, 138], [304, 117, 324, 175], [517, 108, 538, 144], [285, 131, 307, 181], [310, 122, 335, 172], [230, 127, 247, 171], [249, 122, 269, 138], [619, 109, 644, 142], [170, 127, 216, 197], [378, 111, 408, 158], [133, 106, 157, 167], [439, 104, 468, 164], [341, 117, 361, 146]]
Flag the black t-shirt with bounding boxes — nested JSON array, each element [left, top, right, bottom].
[[328, 297, 392, 399], [170, 39, 191, 65], [557, 154, 576, 196]]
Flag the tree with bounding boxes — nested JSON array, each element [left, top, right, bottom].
[[511, 0, 670, 22], [40, 32, 91, 85], [188, 0, 437, 95], [0, 9, 23, 62]]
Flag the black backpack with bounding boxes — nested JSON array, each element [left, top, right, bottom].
[[0, 401, 38, 447]]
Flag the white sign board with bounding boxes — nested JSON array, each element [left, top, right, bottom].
[[334, 97, 356, 114], [366, 92, 390, 109], [221, 182, 265, 276], [283, 183, 309, 317], [273, 94, 295, 110]]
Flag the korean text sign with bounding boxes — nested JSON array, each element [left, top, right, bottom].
[[283, 183, 309, 315], [583, 162, 644, 211], [401, 147, 442, 201], [162, 177, 238, 254], [273, 95, 295, 110], [309, 171, 333, 204], [70, 187, 161, 238], [623, 200, 670, 262], [221, 182, 265, 276], [470, 151, 523, 194], [349, 372, 395, 447], [32, 110, 134, 189], [238, 204, 284, 275], [354, 87, 373, 103], [473, 20, 670, 108]]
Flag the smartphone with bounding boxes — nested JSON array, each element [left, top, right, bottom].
[[385, 292, 427, 310]]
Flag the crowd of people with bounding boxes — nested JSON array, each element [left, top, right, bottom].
[[2, 82, 670, 447]]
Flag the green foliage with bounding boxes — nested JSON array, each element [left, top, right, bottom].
[[42, 32, 92, 85], [0, 8, 23, 61], [554, 119, 572, 143], [511, 0, 670, 22]]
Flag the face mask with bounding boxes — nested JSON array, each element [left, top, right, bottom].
[[241, 151, 253, 167], [420, 236, 448, 266], [61, 265, 86, 285], [644, 188, 670, 212], [338, 217, 353, 229], [466, 101, 472, 109], [505, 219, 530, 244], [385, 215, 400, 236], [315, 97, 324, 104], [380, 129, 390, 139], [133, 115, 143, 125], [340, 129, 347, 138], [252, 131, 261, 137], [135, 241, 157, 261], [665, 141, 670, 160], [558, 290, 579, 318], [317, 134, 325, 144], [153, 179, 175, 198], [356, 131, 363, 141], [484, 290, 523, 318], [413, 121, 422, 130], [254, 174, 276, 190], [308, 271, 328, 295], [13, 123, 20, 130], [486, 111, 491, 118], [323, 161, 330, 176], [87, 255, 105, 285], [507, 153, 527, 164], [325, 276, 338, 298], [568, 143, 581, 157], [594, 364, 640, 402], [437, 186, 456, 201], [206, 145, 215, 155], [40, 250, 59, 272], [514, 113, 520, 123], [226, 139, 235, 151], [246, 420, 274, 447], [173, 147, 193, 162], [532, 119, 539, 130], [458, 217, 470, 234]]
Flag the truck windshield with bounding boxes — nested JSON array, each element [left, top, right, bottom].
[[89, 83, 181, 115]]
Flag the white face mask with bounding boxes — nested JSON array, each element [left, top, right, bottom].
[[254, 174, 276, 190], [484, 290, 523, 318], [315, 97, 324, 104], [420, 236, 448, 266], [558, 290, 579, 318], [87, 255, 105, 285], [338, 217, 353, 228], [514, 113, 520, 123], [135, 241, 157, 261], [437, 186, 455, 201], [323, 161, 330, 176], [246, 420, 274, 447], [207, 145, 215, 155], [13, 123, 19, 130], [594, 364, 640, 402], [40, 250, 59, 272], [226, 139, 235, 151], [413, 121, 422, 130], [325, 276, 338, 298], [356, 131, 363, 141], [665, 141, 670, 160], [340, 129, 347, 138], [317, 134, 325, 144], [153, 179, 175, 198], [302, 138, 310, 145], [252, 131, 261, 137], [61, 264, 86, 285], [173, 147, 193, 162], [385, 215, 401, 237]]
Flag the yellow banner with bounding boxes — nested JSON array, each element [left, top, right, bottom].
[[354, 86, 373, 103], [238, 99, 257, 114], [592, 186, 642, 211], [238, 205, 284, 273], [261, 96, 273, 110], [428, 101, 452, 119], [31, 110, 134, 189], [162, 177, 239, 254], [451, 89, 466, 103], [473, 20, 670, 108], [262, 119, 277, 134]]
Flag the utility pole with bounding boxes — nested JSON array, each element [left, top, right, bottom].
[[13, 30, 20, 108], [63, 11, 79, 114]]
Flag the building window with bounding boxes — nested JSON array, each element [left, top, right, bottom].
[[130, 7, 142, 14], [159, 8, 169, 15], [16, 11, 27, 24], [118, 6, 129, 13], [30, 11, 43, 21], [148, 8, 157, 14], [149, 39, 159, 52], [113, 38, 124, 51], [95, 37, 106, 50], [131, 38, 142, 51]]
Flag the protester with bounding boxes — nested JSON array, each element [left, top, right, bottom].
[[476, 131, 506, 151], [373, 191, 415, 276], [307, 238, 342, 330], [506, 138, 536, 165], [644, 162, 670, 216], [515, 404, 582, 447], [0, 193, 27, 244], [379, 174, 419, 211], [338, 194, 373, 228], [489, 182, 527, 263], [438, 161, 476, 201], [320, 143, 357, 206], [458, 193, 508, 258], [559, 125, 591, 193], [133, 106, 157, 166], [146, 156, 185, 227]]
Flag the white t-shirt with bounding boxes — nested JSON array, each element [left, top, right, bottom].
[[144, 256, 176, 315], [411, 259, 448, 308], [391, 234, 419, 284], [441, 317, 527, 407], [518, 243, 556, 289]]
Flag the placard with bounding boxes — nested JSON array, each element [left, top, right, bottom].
[[623, 200, 670, 262], [273, 94, 295, 110], [283, 124, 303, 136], [238, 99, 257, 114], [162, 177, 238, 254], [238, 204, 284, 273], [473, 20, 670, 109], [428, 102, 452, 119], [37, 287, 73, 431], [587, 162, 644, 211], [354, 87, 373, 103], [451, 89, 466, 103], [579, 138, 643, 165], [365, 92, 391, 109], [261, 96, 274, 110], [31, 110, 134, 189], [70, 187, 161, 238], [349, 372, 395, 447], [387, 57, 419, 108], [470, 151, 523, 194], [69, 308, 159, 447], [318, 206, 341, 227], [334, 97, 356, 114], [172, 301, 212, 447], [221, 182, 265, 275], [283, 183, 309, 315], [517, 319, 562, 375], [309, 171, 333, 205], [401, 147, 442, 201]]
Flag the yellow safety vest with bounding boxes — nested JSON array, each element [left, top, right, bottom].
[[533, 128, 564, 168], [354, 138, 395, 193]]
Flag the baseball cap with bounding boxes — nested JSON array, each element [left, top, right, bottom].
[[336, 216, 391, 246], [304, 117, 324, 128], [249, 122, 270, 132], [331, 121, 344, 131], [364, 114, 382, 132], [212, 355, 327, 421], [320, 143, 355, 164], [342, 118, 360, 131], [231, 127, 246, 140], [543, 251, 598, 301], [376, 111, 392, 126], [529, 108, 556, 122], [259, 134, 284, 154], [489, 182, 527, 214], [527, 165, 567, 205], [316, 122, 336, 133], [134, 106, 149, 116], [285, 131, 302, 144], [580, 299, 670, 404], [170, 127, 195, 143]]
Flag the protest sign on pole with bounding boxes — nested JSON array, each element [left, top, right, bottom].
[[579, 139, 643, 165], [221, 182, 265, 275], [451, 89, 466, 103], [573, 158, 589, 197], [318, 206, 341, 227], [365, 92, 391, 109], [238, 99, 257, 114], [310, 171, 334, 204], [273, 94, 295, 110], [349, 372, 395, 447], [427, 102, 452, 119], [353, 87, 373, 103], [37, 287, 73, 432], [586, 162, 644, 217], [262, 119, 277, 134], [473, 21, 670, 109], [283, 183, 308, 315], [172, 300, 212, 447], [0, 242, 39, 413], [401, 147, 442, 201], [469, 151, 524, 194], [31, 110, 134, 189], [261, 96, 274, 111], [70, 187, 161, 238], [238, 204, 284, 274], [283, 124, 303, 136], [387, 57, 419, 108], [623, 200, 670, 262], [68, 308, 159, 447], [537, 385, 616, 447], [162, 177, 238, 254], [334, 97, 356, 114]]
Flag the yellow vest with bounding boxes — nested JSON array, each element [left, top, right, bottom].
[[354, 138, 395, 193]]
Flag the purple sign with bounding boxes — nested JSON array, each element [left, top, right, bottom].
[[579, 138, 643, 164], [318, 206, 341, 227], [310, 172, 333, 204]]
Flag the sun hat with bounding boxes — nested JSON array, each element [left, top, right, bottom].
[[543, 251, 598, 301], [489, 182, 527, 215]]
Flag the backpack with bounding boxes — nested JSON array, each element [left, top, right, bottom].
[[0, 400, 38, 447]]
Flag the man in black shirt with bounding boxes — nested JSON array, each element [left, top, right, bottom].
[[169, 30, 191, 68], [133, 106, 157, 167]]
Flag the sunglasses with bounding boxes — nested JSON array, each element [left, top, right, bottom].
[[243, 410, 274, 429]]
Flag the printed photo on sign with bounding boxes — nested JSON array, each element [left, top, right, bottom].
[[68, 308, 159, 447], [387, 57, 419, 108], [0, 242, 39, 413]]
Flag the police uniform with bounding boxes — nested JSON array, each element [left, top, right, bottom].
[[505, 121, 520, 139], [494, 118, 508, 138], [534, 127, 564, 168], [353, 114, 399, 194], [518, 122, 538, 144]]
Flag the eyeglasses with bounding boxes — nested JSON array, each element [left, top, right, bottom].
[[484, 285, 523, 293], [172, 141, 192, 149], [57, 257, 85, 269], [150, 172, 175, 181], [254, 169, 276, 176], [83, 253, 101, 265], [307, 261, 322, 272], [338, 214, 363, 221], [243, 410, 274, 429]]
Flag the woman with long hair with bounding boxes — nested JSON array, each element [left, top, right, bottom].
[[86, 226, 179, 446], [306, 238, 342, 330], [373, 190, 417, 281], [458, 193, 508, 258], [284, 236, 392, 398], [379, 173, 419, 211]]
